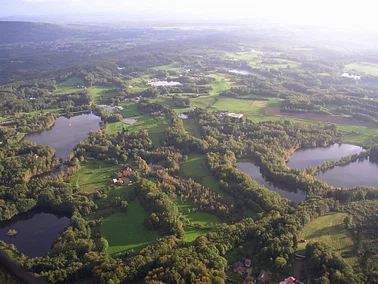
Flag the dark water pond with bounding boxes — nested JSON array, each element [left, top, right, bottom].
[[25, 113, 100, 160], [0, 210, 70, 258], [237, 162, 306, 203], [286, 144, 364, 169], [317, 157, 378, 188]]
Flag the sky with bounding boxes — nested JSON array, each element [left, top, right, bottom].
[[0, 0, 377, 29]]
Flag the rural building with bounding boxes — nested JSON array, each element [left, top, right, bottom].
[[232, 262, 245, 273], [122, 167, 133, 177], [122, 178, 132, 185], [257, 270, 272, 283], [178, 114, 188, 119], [227, 113, 244, 119], [279, 277, 296, 284], [244, 258, 252, 267]]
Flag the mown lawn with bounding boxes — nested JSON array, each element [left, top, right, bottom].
[[70, 161, 122, 194], [106, 115, 169, 146], [56, 77, 85, 94], [298, 213, 357, 265], [182, 118, 201, 138], [180, 154, 224, 196], [101, 200, 161, 256], [175, 200, 219, 227]]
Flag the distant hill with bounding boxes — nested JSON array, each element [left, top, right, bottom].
[[0, 21, 81, 44]]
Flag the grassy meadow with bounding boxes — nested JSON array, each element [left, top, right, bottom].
[[101, 200, 162, 256], [180, 154, 224, 196], [56, 77, 85, 94], [345, 62, 378, 76], [70, 160, 121, 194], [182, 118, 201, 138], [298, 213, 357, 265]]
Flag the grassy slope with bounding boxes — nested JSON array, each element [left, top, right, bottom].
[[182, 118, 202, 138], [70, 161, 122, 194], [180, 154, 224, 196], [212, 97, 268, 115], [88, 86, 118, 104], [298, 213, 357, 265], [101, 200, 161, 256]]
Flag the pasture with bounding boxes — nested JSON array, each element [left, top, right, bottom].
[[101, 200, 161, 256], [298, 213, 357, 265]]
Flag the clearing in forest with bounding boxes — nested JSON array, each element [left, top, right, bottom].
[[101, 200, 162, 256], [298, 212, 357, 265]]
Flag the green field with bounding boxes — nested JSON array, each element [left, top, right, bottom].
[[119, 102, 140, 117], [298, 213, 357, 265], [88, 86, 118, 104], [208, 73, 230, 96], [175, 200, 219, 227], [212, 97, 268, 115], [71, 161, 122, 194], [180, 154, 225, 196], [56, 77, 85, 94], [106, 115, 169, 146], [182, 118, 201, 138], [345, 62, 378, 76], [101, 200, 161, 256]]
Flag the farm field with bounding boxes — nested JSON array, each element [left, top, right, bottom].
[[70, 161, 121, 194], [101, 200, 162, 256], [88, 86, 118, 104], [180, 154, 224, 196], [298, 213, 357, 265], [345, 62, 378, 76]]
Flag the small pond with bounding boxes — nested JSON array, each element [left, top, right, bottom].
[[237, 162, 306, 203], [286, 144, 364, 170], [0, 210, 70, 258], [25, 113, 101, 160]]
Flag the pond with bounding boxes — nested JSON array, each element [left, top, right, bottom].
[[237, 162, 306, 203], [286, 144, 364, 170], [148, 81, 182, 87], [25, 113, 101, 160], [228, 69, 251, 75], [317, 157, 378, 188], [0, 210, 70, 258]]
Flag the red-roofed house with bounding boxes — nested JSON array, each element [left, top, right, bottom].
[[122, 167, 133, 177], [122, 178, 132, 185], [232, 262, 245, 273], [279, 277, 296, 284]]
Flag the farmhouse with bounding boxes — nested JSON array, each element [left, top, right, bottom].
[[279, 277, 297, 284], [122, 167, 134, 177]]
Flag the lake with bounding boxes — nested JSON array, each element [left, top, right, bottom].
[[25, 113, 101, 160], [148, 81, 182, 87], [237, 162, 306, 203], [317, 157, 378, 188], [286, 144, 364, 169], [0, 211, 70, 258]]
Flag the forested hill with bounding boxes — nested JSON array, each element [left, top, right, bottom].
[[0, 21, 80, 44]]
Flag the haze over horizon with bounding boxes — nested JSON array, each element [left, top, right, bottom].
[[1, 0, 377, 30]]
